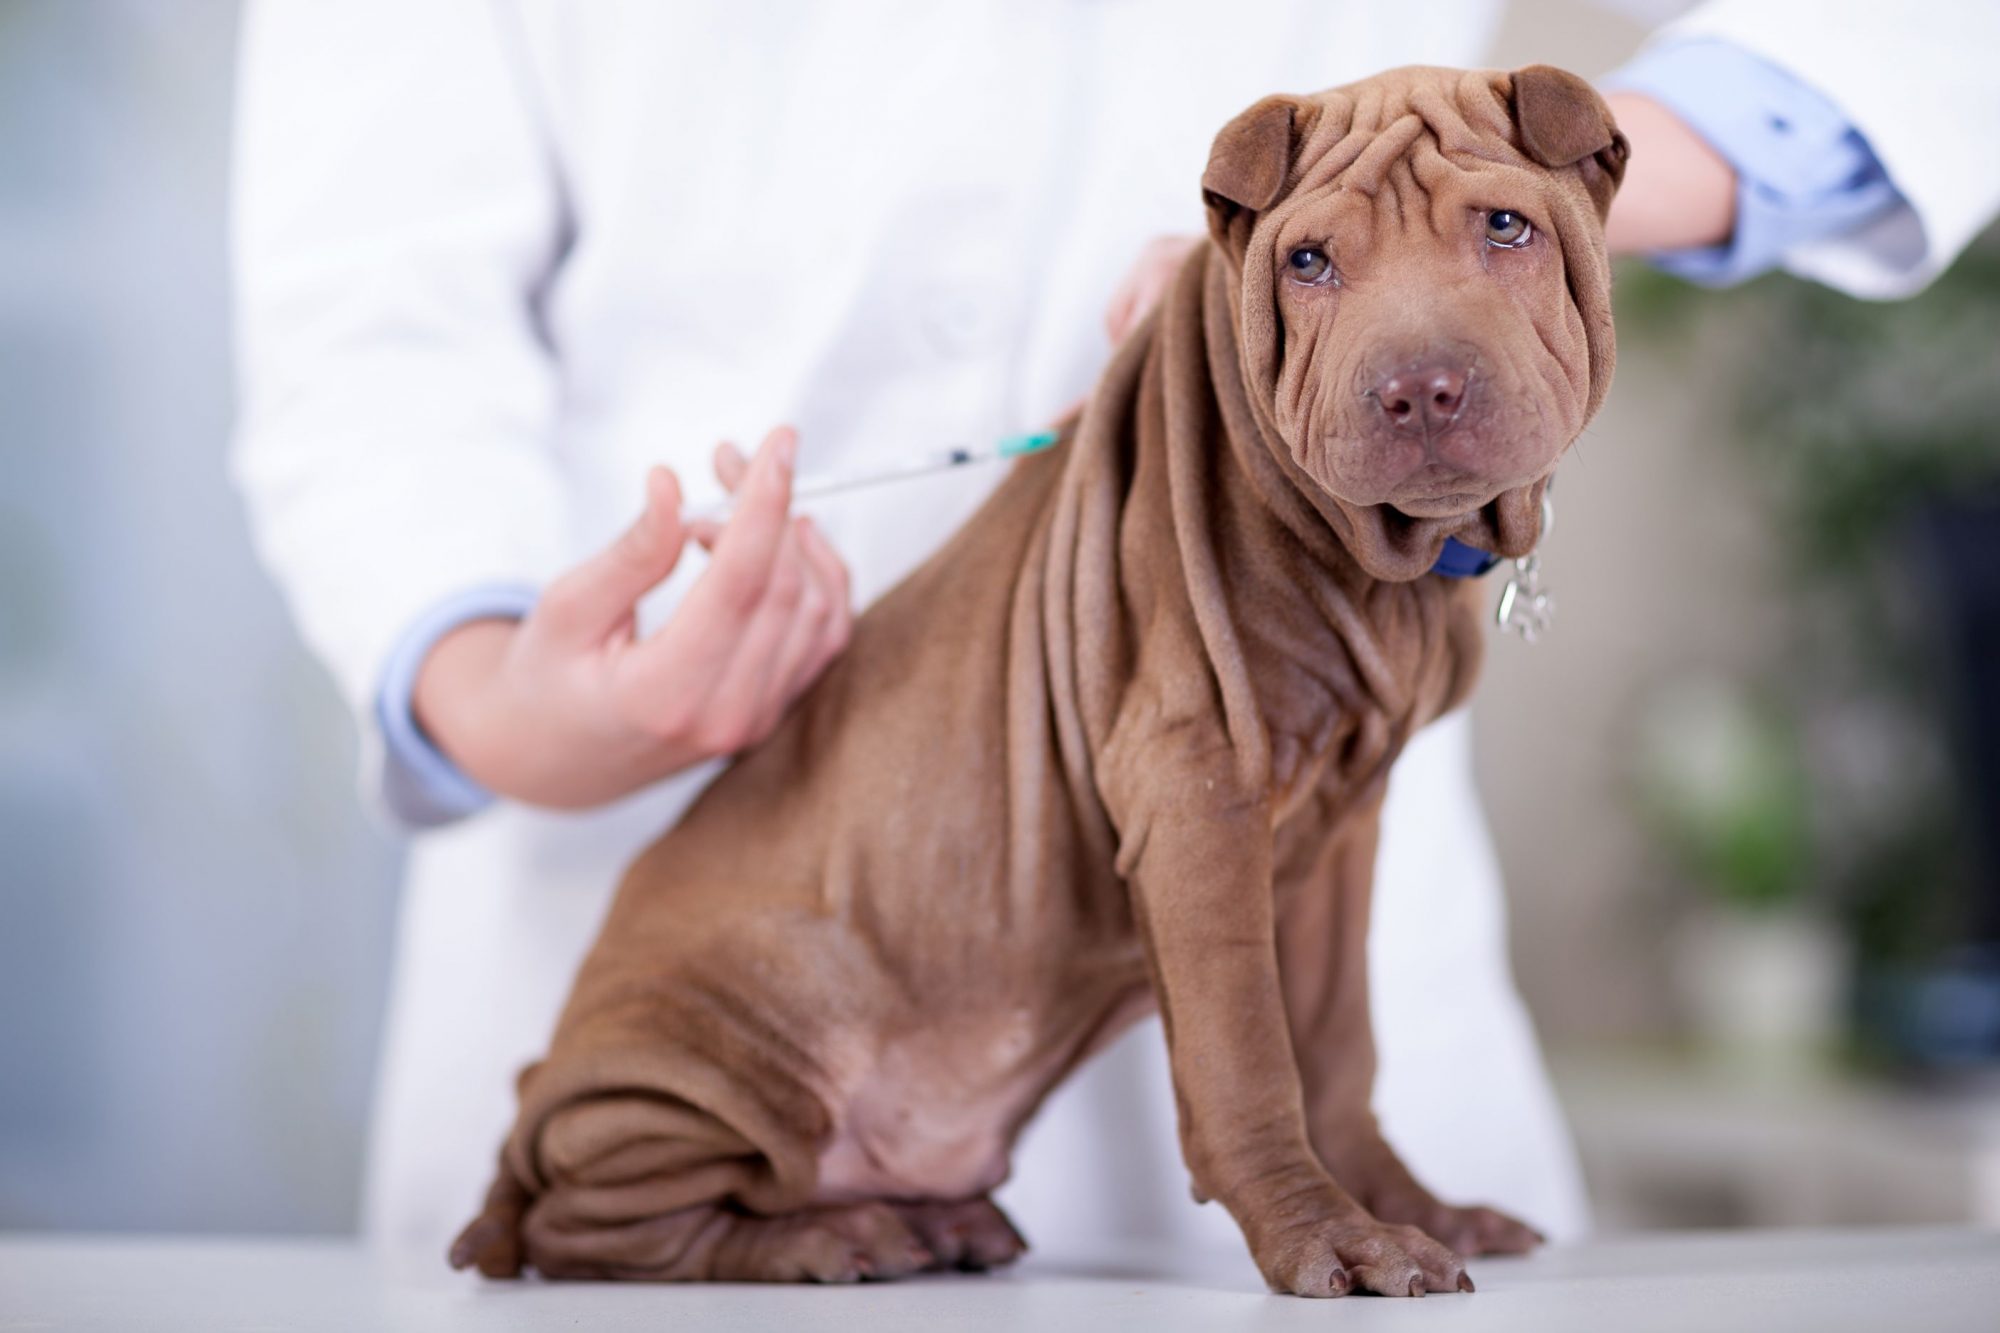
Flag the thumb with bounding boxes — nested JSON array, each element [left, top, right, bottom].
[[540, 466, 687, 644]]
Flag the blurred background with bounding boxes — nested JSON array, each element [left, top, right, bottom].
[[3, 0, 1996, 1238]]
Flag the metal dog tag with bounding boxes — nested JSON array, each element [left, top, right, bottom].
[[1496, 553, 1554, 642], [1496, 489, 1557, 643]]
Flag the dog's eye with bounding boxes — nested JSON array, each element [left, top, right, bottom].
[[1485, 210, 1533, 248], [1286, 246, 1335, 285]]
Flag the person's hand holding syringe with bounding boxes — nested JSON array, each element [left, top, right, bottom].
[[411, 426, 852, 807], [410, 423, 1060, 808]]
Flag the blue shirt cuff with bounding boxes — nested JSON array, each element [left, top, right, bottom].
[[374, 582, 539, 828], [1603, 39, 1903, 287]]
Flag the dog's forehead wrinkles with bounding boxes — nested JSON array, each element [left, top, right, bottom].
[[1341, 115, 1426, 197], [1367, 159, 1423, 246], [1290, 67, 1531, 205]]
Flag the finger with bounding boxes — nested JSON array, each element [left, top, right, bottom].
[[762, 522, 839, 723], [678, 425, 796, 630], [791, 516, 853, 679], [697, 527, 815, 750], [611, 471, 804, 740], [539, 466, 686, 645], [794, 516, 851, 622], [712, 439, 749, 494], [763, 521, 848, 710], [604, 429, 794, 717]]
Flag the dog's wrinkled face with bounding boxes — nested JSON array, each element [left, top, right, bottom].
[[1204, 65, 1628, 578]]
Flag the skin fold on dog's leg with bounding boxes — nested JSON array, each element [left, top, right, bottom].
[[1276, 798, 1542, 1265], [532, 1195, 938, 1284], [455, 1055, 955, 1283], [494, 1091, 1025, 1281], [1113, 735, 1469, 1298]]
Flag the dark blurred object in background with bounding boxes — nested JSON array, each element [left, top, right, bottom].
[[1917, 495, 2000, 947], [1622, 227, 2000, 1077], [1871, 494, 2000, 1071]]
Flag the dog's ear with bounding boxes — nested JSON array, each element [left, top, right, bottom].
[[1509, 64, 1629, 219], [1203, 95, 1312, 257]]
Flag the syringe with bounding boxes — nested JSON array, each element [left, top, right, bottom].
[[683, 429, 1062, 524]]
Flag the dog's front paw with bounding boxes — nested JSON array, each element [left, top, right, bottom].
[[1379, 1196, 1542, 1257], [1316, 1128, 1544, 1257], [1247, 1198, 1473, 1297], [892, 1196, 1028, 1272]]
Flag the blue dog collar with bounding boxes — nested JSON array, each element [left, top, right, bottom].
[[1430, 536, 1501, 579]]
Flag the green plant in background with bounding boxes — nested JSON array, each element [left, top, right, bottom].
[[1619, 224, 2000, 1008], [1635, 678, 1814, 916]]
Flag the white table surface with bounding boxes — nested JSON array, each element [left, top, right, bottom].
[[3, 1227, 1996, 1332]]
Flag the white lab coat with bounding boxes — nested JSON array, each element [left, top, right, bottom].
[[231, 0, 1997, 1266]]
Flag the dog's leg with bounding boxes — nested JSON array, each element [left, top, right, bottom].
[[450, 1158, 532, 1278], [891, 1197, 1030, 1272], [1277, 800, 1543, 1259], [454, 1084, 952, 1283], [1111, 759, 1468, 1296], [530, 1197, 941, 1283], [527, 1193, 1027, 1280]]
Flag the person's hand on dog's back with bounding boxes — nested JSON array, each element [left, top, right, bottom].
[[1104, 234, 1202, 346], [411, 425, 853, 809]]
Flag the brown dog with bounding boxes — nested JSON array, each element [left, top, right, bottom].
[[451, 63, 1626, 1298]]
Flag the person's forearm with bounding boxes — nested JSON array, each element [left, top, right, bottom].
[[1601, 92, 1737, 257], [411, 617, 536, 794]]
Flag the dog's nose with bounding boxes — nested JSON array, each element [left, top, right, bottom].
[[1374, 363, 1469, 434]]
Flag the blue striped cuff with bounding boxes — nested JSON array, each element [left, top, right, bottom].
[[1604, 39, 1903, 287]]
